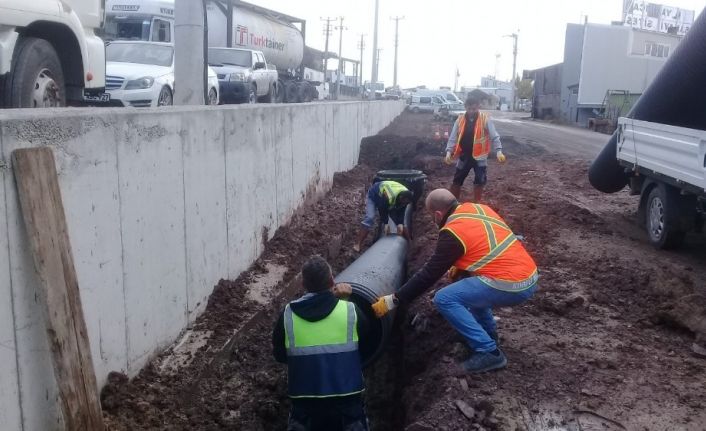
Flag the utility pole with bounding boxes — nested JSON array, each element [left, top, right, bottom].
[[504, 31, 518, 111], [376, 48, 383, 79], [390, 16, 404, 88], [321, 17, 337, 76], [335, 16, 347, 100], [357, 34, 366, 87], [370, 0, 380, 99], [175, 0, 206, 105]]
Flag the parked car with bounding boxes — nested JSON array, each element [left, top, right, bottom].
[[105, 41, 219, 107], [208, 47, 278, 104], [407, 95, 446, 113], [434, 102, 466, 121]]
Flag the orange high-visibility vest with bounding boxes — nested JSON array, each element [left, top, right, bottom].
[[452, 112, 491, 161], [442, 203, 538, 291]]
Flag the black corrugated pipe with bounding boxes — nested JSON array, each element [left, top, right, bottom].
[[335, 204, 414, 367], [335, 235, 407, 367], [589, 10, 706, 193]]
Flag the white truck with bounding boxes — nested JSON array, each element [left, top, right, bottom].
[[103, 0, 323, 103], [616, 117, 706, 249], [0, 0, 107, 108]]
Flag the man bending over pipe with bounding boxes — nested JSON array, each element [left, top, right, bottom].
[[273, 255, 372, 431], [354, 180, 413, 252], [371, 189, 538, 373]]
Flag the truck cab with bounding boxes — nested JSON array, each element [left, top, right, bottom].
[[0, 0, 106, 107], [101, 0, 174, 42]]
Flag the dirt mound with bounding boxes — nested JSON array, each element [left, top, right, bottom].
[[103, 111, 706, 431]]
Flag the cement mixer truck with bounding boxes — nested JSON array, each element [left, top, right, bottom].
[[102, 0, 325, 103]]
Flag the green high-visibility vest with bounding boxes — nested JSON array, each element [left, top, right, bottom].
[[378, 180, 409, 207], [284, 299, 364, 398]]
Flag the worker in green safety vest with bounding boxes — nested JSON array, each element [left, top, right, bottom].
[[354, 179, 413, 252], [273, 255, 372, 431]]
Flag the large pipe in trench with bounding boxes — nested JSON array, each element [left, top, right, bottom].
[[588, 10, 706, 193], [335, 203, 413, 367]]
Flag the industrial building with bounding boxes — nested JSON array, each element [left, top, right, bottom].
[[526, 22, 684, 127], [459, 76, 514, 109]]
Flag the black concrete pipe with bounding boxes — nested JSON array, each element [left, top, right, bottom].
[[589, 10, 706, 193], [335, 234, 408, 367]]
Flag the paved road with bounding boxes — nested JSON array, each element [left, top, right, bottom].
[[489, 111, 608, 160]]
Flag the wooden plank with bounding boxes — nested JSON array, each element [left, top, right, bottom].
[[11, 147, 104, 431]]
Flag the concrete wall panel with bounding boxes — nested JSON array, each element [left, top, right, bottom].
[[181, 110, 229, 319], [116, 114, 188, 372], [0, 101, 403, 431], [0, 150, 22, 431]]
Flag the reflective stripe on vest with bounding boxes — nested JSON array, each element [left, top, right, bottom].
[[452, 112, 491, 161], [284, 301, 358, 356], [378, 180, 409, 207], [283, 300, 364, 398], [442, 203, 538, 285], [447, 205, 518, 272]]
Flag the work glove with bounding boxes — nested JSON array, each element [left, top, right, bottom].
[[332, 282, 352, 299], [353, 243, 361, 252], [496, 150, 507, 163], [444, 152, 454, 166], [397, 224, 405, 235], [371, 294, 398, 318]]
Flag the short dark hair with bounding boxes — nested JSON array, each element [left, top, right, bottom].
[[302, 255, 333, 292], [465, 95, 481, 107]]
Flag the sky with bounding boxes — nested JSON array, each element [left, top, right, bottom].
[[254, 0, 705, 89]]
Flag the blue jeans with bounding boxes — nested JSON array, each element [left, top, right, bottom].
[[433, 277, 537, 353]]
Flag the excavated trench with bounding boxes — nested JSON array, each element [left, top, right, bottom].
[[103, 113, 706, 430]]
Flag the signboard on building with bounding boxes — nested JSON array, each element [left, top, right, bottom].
[[623, 1, 694, 35]]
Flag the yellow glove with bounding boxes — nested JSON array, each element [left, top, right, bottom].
[[447, 267, 459, 281], [496, 150, 507, 163], [332, 283, 352, 299], [444, 152, 454, 165], [371, 294, 398, 318]]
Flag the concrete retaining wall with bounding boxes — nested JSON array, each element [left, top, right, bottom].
[[0, 100, 403, 431]]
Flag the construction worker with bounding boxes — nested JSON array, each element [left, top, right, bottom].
[[444, 95, 506, 202], [354, 180, 413, 252], [272, 255, 370, 431], [371, 189, 538, 373]]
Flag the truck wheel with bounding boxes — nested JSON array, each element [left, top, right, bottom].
[[284, 82, 299, 103], [247, 84, 257, 104], [157, 86, 173, 106], [646, 185, 685, 249], [5, 37, 66, 108], [275, 80, 286, 103], [411, 107, 419, 113], [259, 82, 275, 103], [208, 88, 218, 105]]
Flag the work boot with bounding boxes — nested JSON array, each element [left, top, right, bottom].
[[462, 349, 507, 374], [449, 184, 462, 200]]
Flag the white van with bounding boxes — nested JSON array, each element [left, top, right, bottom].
[[408, 94, 445, 113]]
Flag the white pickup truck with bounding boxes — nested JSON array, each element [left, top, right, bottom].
[[617, 117, 706, 248], [207, 47, 278, 104], [0, 0, 106, 108]]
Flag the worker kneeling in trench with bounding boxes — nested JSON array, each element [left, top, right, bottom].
[[372, 188, 539, 373], [272, 255, 372, 431]]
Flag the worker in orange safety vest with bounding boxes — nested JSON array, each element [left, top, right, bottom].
[[371, 188, 538, 373], [444, 95, 506, 202]]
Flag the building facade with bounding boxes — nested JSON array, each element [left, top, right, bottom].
[[528, 22, 683, 126]]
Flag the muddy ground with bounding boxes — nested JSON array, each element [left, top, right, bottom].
[[103, 112, 706, 431]]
